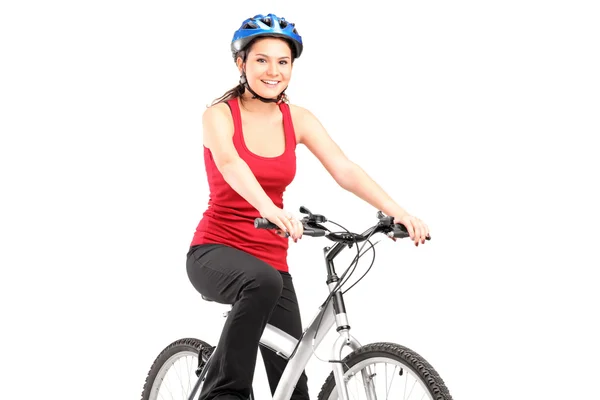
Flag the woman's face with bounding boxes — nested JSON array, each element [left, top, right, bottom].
[[237, 37, 293, 99]]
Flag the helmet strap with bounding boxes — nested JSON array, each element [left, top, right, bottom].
[[239, 72, 287, 105]]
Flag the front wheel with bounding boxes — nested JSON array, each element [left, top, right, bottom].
[[317, 342, 452, 400], [141, 338, 214, 400]]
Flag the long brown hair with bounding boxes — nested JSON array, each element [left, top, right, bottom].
[[209, 37, 296, 107]]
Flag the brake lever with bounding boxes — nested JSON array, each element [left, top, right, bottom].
[[301, 217, 328, 232]]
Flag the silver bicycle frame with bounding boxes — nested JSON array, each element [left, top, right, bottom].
[[258, 284, 362, 400], [191, 298, 361, 400], [192, 224, 389, 400]]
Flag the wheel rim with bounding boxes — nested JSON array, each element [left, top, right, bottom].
[[327, 356, 435, 400], [149, 350, 200, 400]]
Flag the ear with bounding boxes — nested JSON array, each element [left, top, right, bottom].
[[235, 56, 245, 74]]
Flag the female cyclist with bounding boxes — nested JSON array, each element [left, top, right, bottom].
[[186, 13, 430, 400]]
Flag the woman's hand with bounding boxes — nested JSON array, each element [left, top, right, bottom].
[[259, 205, 303, 242], [394, 214, 430, 246]]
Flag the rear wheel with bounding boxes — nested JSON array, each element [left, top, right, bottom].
[[141, 338, 214, 400], [317, 342, 452, 400]]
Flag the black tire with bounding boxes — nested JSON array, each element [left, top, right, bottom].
[[141, 338, 214, 400], [317, 342, 452, 400]]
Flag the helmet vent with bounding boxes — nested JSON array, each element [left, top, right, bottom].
[[243, 21, 259, 29], [261, 17, 273, 27]]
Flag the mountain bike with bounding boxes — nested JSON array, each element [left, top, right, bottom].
[[141, 206, 452, 400]]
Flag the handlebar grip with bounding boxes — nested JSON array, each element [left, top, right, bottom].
[[388, 224, 432, 240], [255, 218, 327, 237], [254, 218, 278, 229], [390, 224, 410, 239]]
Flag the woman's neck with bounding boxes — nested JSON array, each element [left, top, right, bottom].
[[238, 92, 280, 114]]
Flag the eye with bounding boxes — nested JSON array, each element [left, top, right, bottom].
[[279, 60, 288, 65], [256, 58, 267, 63]]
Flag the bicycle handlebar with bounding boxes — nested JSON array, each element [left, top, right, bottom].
[[255, 207, 429, 292], [254, 207, 430, 242]]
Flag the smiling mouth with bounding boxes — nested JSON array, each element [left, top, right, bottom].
[[261, 80, 280, 86]]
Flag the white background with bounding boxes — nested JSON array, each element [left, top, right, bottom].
[[1, 1, 599, 399]]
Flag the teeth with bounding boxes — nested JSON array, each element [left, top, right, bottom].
[[262, 80, 279, 85]]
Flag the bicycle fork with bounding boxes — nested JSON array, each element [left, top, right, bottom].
[[330, 291, 378, 400]]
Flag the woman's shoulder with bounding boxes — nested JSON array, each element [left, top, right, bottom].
[[204, 101, 231, 117], [288, 102, 324, 132], [288, 102, 308, 115], [203, 101, 233, 125], [288, 103, 318, 125], [202, 101, 235, 143]]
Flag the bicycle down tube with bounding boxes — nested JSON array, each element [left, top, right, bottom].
[[260, 226, 377, 400], [262, 292, 361, 400]]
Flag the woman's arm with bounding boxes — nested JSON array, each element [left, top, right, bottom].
[[203, 104, 301, 238], [292, 105, 429, 245]]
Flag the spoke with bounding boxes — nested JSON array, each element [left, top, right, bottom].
[[169, 368, 177, 400], [158, 389, 168, 400], [386, 364, 398, 399], [162, 365, 176, 400], [186, 356, 193, 398], [333, 358, 435, 400], [370, 363, 378, 400], [406, 378, 417, 400], [402, 368, 408, 400], [345, 373, 357, 400], [173, 358, 186, 397], [370, 363, 379, 400], [385, 363, 388, 400], [180, 358, 187, 396], [373, 363, 378, 391]]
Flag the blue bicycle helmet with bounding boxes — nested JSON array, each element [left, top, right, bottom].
[[231, 13, 303, 60]]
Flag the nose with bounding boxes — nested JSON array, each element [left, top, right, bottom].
[[267, 61, 278, 76]]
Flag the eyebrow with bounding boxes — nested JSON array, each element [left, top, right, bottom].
[[255, 53, 291, 60]]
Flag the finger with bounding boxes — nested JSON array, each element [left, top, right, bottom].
[[287, 217, 298, 240], [273, 217, 290, 236], [295, 219, 303, 239], [422, 222, 429, 243], [418, 221, 426, 244], [276, 229, 288, 238], [415, 220, 424, 243], [293, 220, 301, 242], [412, 219, 422, 246], [294, 219, 302, 240], [281, 215, 295, 238], [405, 218, 415, 241], [419, 221, 427, 243]]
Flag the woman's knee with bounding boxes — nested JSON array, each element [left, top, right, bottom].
[[246, 266, 283, 304]]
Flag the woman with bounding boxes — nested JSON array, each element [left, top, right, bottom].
[[186, 13, 430, 400]]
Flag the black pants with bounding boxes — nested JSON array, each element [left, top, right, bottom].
[[186, 244, 310, 400]]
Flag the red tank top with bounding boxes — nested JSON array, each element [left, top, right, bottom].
[[190, 97, 297, 272]]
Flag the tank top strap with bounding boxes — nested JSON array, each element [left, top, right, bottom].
[[278, 102, 297, 152], [226, 98, 244, 147]]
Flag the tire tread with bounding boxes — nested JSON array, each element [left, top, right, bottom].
[[316, 342, 452, 400]]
